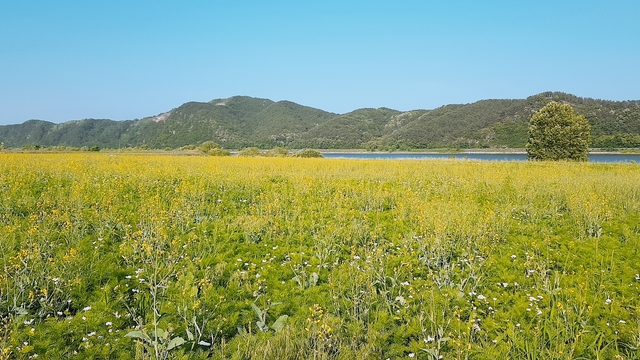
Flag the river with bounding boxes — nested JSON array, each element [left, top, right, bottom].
[[321, 152, 640, 163]]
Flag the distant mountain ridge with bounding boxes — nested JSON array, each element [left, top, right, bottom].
[[1, 92, 639, 150]]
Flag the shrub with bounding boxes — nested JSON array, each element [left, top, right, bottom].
[[293, 149, 323, 158], [207, 148, 231, 156], [238, 147, 263, 157], [198, 141, 222, 153], [265, 147, 290, 157]]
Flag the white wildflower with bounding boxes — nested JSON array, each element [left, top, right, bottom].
[[424, 335, 435, 343]]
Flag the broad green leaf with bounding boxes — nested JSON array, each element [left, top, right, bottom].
[[256, 320, 269, 332], [125, 331, 152, 343], [166, 336, 186, 350], [15, 307, 28, 316], [251, 303, 263, 318], [152, 328, 168, 341], [271, 315, 289, 332]]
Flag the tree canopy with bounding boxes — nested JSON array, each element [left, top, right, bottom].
[[526, 101, 591, 161]]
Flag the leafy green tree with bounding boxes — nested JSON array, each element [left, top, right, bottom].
[[526, 101, 591, 161], [197, 141, 221, 152]]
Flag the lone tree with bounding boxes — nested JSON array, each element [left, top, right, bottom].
[[526, 101, 591, 161]]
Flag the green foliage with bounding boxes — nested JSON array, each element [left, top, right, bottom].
[[207, 148, 231, 156], [0, 93, 638, 150], [526, 101, 591, 161], [298, 108, 400, 149], [197, 141, 221, 152], [293, 149, 323, 158], [593, 133, 640, 150], [265, 147, 290, 157], [195, 141, 230, 156], [238, 147, 263, 157]]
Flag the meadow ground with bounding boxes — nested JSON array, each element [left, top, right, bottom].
[[1, 153, 639, 359]]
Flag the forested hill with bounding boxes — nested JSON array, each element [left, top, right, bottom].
[[1, 92, 639, 150]]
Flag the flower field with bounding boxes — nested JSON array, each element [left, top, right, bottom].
[[1, 153, 640, 359]]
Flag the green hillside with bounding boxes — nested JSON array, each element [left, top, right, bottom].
[[1, 92, 639, 150]]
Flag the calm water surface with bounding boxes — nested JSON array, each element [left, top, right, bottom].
[[322, 152, 640, 163]]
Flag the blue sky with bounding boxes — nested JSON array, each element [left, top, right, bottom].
[[1, 1, 639, 125]]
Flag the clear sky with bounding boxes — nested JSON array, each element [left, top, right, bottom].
[[1, 1, 639, 125]]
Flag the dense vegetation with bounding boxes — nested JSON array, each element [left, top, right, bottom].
[[0, 92, 639, 150], [1, 154, 640, 359], [526, 102, 591, 161]]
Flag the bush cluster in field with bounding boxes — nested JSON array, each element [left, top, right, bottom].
[[1, 154, 639, 359]]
